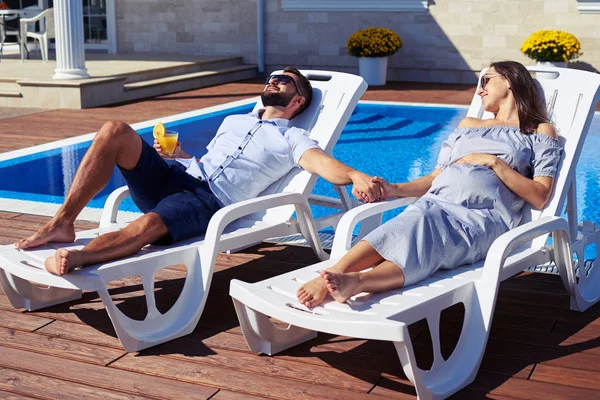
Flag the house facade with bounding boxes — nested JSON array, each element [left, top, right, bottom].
[[10, 0, 600, 83]]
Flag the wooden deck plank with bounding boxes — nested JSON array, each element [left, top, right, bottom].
[[0, 293, 117, 329], [466, 372, 600, 400], [210, 390, 268, 400], [0, 345, 219, 399], [0, 389, 40, 400], [497, 288, 571, 311], [372, 375, 520, 399], [489, 326, 600, 356], [0, 227, 42, 240], [111, 352, 387, 400], [10, 214, 99, 231], [0, 219, 64, 233], [0, 310, 53, 331], [0, 327, 125, 365], [35, 319, 124, 349], [553, 318, 600, 337], [139, 341, 379, 392], [0, 368, 154, 400], [495, 298, 600, 323], [530, 364, 600, 390], [0, 212, 20, 219], [451, 390, 523, 399], [34, 312, 408, 388], [500, 277, 572, 295], [539, 350, 600, 372]]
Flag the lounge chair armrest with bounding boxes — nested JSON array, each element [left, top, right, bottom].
[[478, 216, 570, 309], [100, 186, 131, 228], [330, 197, 418, 258], [490, 215, 570, 277], [202, 191, 326, 263], [215, 192, 313, 224], [19, 10, 48, 24], [308, 194, 344, 209]]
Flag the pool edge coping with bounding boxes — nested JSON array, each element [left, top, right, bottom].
[[0, 96, 260, 163]]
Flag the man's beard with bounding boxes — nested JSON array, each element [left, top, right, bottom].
[[261, 89, 295, 107]]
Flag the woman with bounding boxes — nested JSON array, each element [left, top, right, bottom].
[[297, 60, 562, 307]]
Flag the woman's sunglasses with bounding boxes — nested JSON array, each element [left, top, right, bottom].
[[479, 73, 502, 89], [265, 74, 303, 97]]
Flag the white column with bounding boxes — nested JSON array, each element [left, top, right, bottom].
[[53, 0, 90, 80]]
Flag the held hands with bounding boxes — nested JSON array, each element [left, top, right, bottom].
[[370, 176, 397, 199], [454, 153, 498, 169], [153, 138, 182, 159], [349, 171, 384, 203]]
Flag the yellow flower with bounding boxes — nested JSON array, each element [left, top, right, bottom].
[[520, 30, 582, 62], [347, 27, 403, 58]]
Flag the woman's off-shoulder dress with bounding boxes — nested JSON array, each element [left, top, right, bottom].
[[363, 125, 562, 286]]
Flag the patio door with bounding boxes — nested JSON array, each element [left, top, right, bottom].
[[45, 0, 116, 53]]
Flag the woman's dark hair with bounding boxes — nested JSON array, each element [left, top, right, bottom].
[[283, 66, 313, 116], [490, 61, 548, 133]]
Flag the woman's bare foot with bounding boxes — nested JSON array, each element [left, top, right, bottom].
[[15, 219, 76, 249], [320, 270, 362, 303], [44, 248, 83, 276], [297, 275, 329, 308]]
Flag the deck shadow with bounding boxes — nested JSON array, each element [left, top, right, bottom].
[[23, 245, 600, 398]]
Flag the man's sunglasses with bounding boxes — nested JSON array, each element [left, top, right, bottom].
[[265, 74, 303, 97], [479, 73, 502, 89]]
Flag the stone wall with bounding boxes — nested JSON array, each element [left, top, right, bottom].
[[115, 0, 600, 83], [115, 0, 258, 64]]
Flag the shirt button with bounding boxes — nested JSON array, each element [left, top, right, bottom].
[[238, 147, 242, 150], [219, 166, 224, 169]]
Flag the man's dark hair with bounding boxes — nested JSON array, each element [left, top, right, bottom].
[[283, 66, 313, 116]]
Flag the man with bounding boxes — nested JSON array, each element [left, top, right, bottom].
[[16, 67, 381, 276]]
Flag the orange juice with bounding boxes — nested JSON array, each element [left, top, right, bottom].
[[158, 131, 179, 155]]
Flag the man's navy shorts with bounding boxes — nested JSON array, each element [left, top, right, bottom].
[[119, 140, 221, 244]]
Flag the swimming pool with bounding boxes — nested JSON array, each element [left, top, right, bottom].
[[1, 100, 599, 233]]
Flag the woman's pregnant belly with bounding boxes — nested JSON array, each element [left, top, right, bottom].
[[428, 164, 514, 210]]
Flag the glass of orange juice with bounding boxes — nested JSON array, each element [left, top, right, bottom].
[[157, 130, 179, 156]]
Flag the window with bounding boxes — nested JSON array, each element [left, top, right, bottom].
[[577, 0, 600, 13]]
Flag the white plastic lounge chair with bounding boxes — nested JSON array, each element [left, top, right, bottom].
[[230, 66, 600, 400], [0, 70, 367, 352]]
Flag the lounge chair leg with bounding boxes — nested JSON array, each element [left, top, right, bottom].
[[232, 297, 317, 355], [0, 269, 81, 310], [395, 286, 491, 399], [553, 226, 600, 311], [93, 247, 208, 352]]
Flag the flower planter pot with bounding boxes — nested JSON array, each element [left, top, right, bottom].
[[536, 61, 567, 79], [358, 57, 388, 86]]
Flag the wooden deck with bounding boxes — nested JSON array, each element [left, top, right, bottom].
[[1, 79, 599, 399]]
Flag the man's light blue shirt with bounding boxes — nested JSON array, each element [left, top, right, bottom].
[[177, 112, 319, 206]]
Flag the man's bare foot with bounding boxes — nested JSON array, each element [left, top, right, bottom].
[[297, 275, 329, 308], [320, 270, 362, 303], [44, 248, 83, 276], [15, 219, 76, 249]]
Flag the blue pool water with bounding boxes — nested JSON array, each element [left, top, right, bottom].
[[1, 103, 600, 240], [0, 103, 253, 210]]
